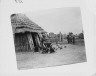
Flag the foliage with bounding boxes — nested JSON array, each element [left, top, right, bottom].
[[78, 33, 84, 39]]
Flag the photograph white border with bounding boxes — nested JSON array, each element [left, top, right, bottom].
[[0, 0, 95, 76]]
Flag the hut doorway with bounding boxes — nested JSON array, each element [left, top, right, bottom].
[[31, 32, 41, 52]]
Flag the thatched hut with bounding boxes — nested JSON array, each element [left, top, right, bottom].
[[11, 13, 47, 52]]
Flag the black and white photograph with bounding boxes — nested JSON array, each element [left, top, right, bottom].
[[10, 7, 87, 70]]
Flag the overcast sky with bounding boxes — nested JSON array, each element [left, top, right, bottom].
[[25, 7, 83, 34]]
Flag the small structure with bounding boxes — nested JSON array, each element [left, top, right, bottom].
[[48, 32, 57, 43], [11, 13, 47, 52]]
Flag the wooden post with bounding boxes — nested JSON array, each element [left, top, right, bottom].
[[27, 32, 34, 51]]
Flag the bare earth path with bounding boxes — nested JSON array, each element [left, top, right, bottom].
[[16, 43, 86, 70]]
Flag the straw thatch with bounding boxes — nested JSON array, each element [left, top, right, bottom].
[[11, 13, 47, 34]]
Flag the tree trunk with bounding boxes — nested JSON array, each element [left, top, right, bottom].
[[27, 33, 34, 51]]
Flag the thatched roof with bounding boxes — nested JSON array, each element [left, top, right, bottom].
[[11, 13, 47, 34]]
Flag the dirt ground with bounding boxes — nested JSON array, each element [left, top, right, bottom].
[[16, 39, 87, 70]]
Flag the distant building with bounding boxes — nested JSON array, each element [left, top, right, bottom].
[[49, 32, 56, 38], [48, 32, 57, 43], [47, 32, 67, 43]]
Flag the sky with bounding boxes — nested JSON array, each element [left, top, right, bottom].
[[25, 7, 83, 34]]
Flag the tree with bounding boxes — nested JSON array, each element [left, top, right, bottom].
[[78, 33, 84, 39]]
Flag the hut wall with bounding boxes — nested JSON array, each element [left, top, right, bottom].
[[14, 33, 30, 52]]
